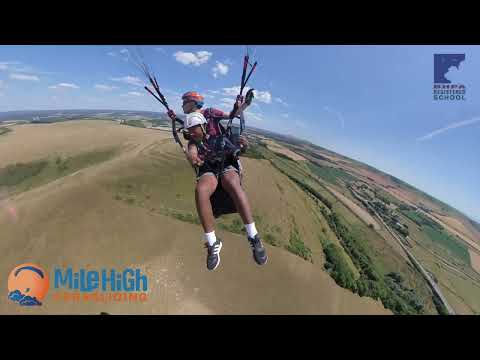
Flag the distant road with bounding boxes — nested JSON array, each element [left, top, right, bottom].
[[350, 188, 456, 315]]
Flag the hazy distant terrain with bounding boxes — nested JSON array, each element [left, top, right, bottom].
[[1, 111, 479, 314]]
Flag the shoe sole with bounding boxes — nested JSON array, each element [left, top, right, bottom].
[[208, 241, 223, 271]]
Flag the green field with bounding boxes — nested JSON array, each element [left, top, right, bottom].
[[124, 120, 146, 128], [323, 242, 358, 289], [285, 221, 313, 263], [0, 147, 119, 194], [400, 210, 470, 265], [242, 141, 268, 159], [150, 119, 169, 127], [410, 243, 480, 314], [256, 144, 435, 314], [402, 210, 443, 230], [422, 226, 471, 266], [307, 162, 356, 186], [0, 160, 48, 187], [0, 127, 12, 136], [318, 203, 428, 314], [374, 188, 402, 206]]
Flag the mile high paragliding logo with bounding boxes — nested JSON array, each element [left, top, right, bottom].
[[8, 263, 50, 306]]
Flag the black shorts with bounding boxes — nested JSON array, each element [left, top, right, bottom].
[[196, 157, 241, 181]]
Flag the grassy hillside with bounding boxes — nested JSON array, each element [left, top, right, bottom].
[[0, 120, 390, 315], [243, 140, 437, 314], [2, 118, 477, 314], [0, 148, 119, 196]]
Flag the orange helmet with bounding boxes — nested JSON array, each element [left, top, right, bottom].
[[182, 91, 204, 108]]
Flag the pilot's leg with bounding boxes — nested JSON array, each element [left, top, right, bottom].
[[195, 172, 218, 234]]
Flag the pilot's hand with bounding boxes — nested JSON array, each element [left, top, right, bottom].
[[235, 97, 244, 109], [229, 96, 245, 119], [239, 135, 249, 151], [239, 135, 248, 146], [188, 152, 204, 167], [167, 109, 176, 120]]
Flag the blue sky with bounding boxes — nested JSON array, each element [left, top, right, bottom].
[[0, 45, 478, 221]]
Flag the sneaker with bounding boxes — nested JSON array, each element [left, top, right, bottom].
[[247, 234, 268, 265], [205, 239, 223, 271]]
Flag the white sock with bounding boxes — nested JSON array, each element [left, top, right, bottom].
[[245, 222, 258, 238], [204, 231, 217, 246]]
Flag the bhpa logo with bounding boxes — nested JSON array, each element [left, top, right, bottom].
[[433, 54, 466, 101], [7, 263, 50, 306]]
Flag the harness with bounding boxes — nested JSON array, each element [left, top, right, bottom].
[[134, 48, 258, 217], [193, 118, 241, 178]]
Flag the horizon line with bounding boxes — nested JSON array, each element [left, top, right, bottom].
[[0, 108, 477, 223]]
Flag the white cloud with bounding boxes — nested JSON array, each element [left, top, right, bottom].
[[222, 86, 242, 96], [59, 83, 79, 89], [174, 51, 212, 66], [0, 62, 21, 71], [220, 97, 234, 104], [12, 66, 32, 73], [0, 62, 47, 76], [275, 97, 289, 106], [1, 62, 54, 77], [221, 86, 272, 104], [282, 113, 289, 118], [10, 73, 40, 81], [203, 90, 220, 99], [245, 110, 264, 122], [215, 103, 231, 111], [254, 90, 272, 104], [110, 76, 144, 87], [218, 98, 234, 110], [119, 49, 131, 61], [107, 52, 116, 57], [212, 61, 229, 78], [163, 88, 181, 97], [49, 83, 79, 89], [417, 117, 480, 141], [121, 91, 143, 97], [94, 84, 118, 91]]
